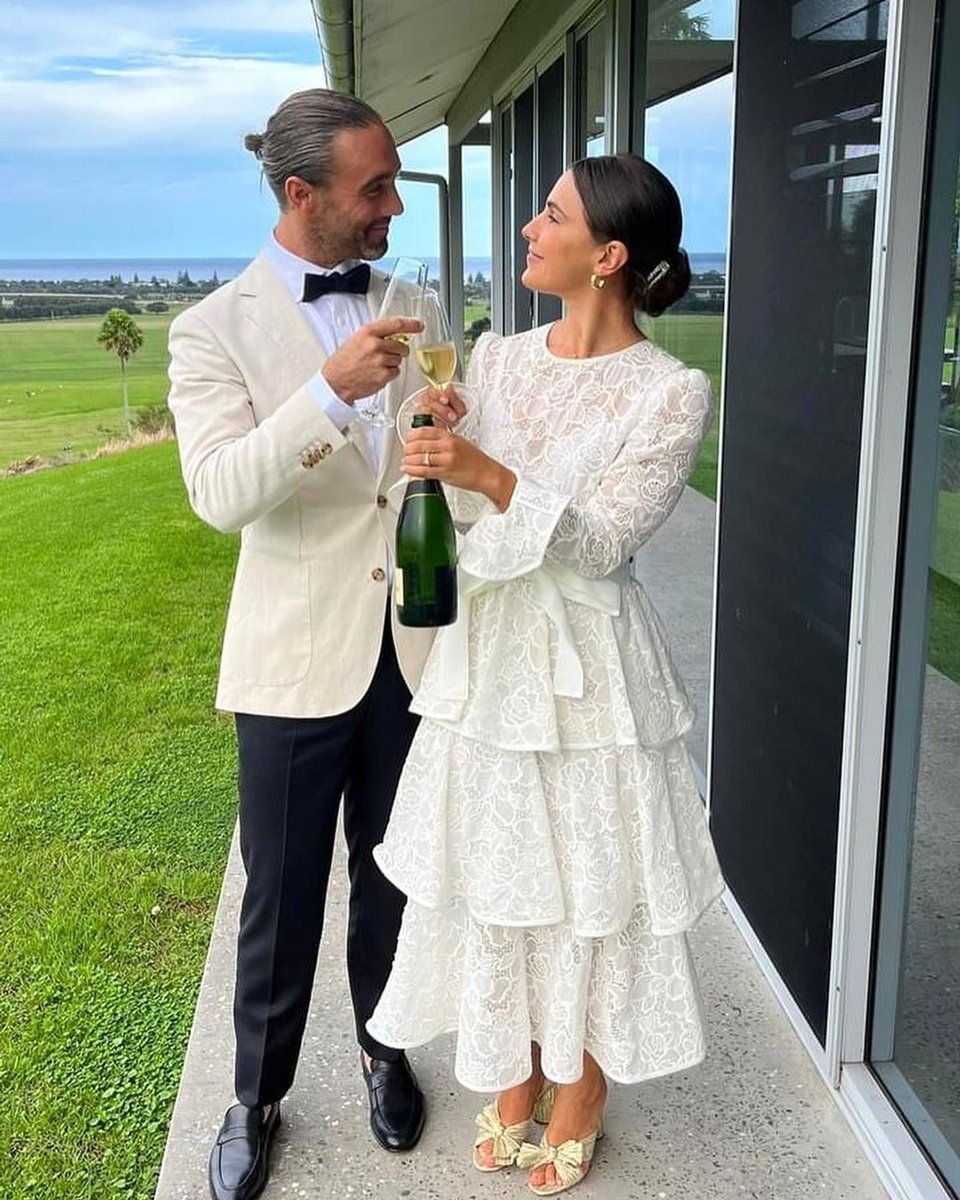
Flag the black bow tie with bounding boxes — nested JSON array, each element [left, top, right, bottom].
[[301, 263, 371, 301]]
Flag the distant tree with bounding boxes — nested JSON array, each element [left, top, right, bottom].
[[97, 308, 143, 436]]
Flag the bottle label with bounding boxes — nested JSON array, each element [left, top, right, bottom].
[[394, 567, 404, 608]]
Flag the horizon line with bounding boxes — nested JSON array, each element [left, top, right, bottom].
[[0, 249, 729, 261]]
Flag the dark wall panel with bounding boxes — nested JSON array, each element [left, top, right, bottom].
[[711, 0, 888, 1043]]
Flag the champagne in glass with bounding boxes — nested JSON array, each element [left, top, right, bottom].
[[380, 257, 428, 346], [414, 289, 458, 390], [355, 257, 427, 426], [416, 343, 458, 389], [395, 414, 458, 627], [393, 278, 476, 446]]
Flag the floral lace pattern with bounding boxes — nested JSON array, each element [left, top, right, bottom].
[[369, 326, 724, 1091], [367, 898, 709, 1092], [374, 723, 723, 937]]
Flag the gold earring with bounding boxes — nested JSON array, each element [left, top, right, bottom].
[[589, 272, 606, 291]]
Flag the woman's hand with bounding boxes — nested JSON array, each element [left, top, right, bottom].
[[402, 425, 516, 512], [415, 384, 468, 429]]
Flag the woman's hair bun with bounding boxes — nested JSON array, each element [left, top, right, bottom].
[[643, 247, 691, 318], [570, 155, 692, 318], [243, 132, 265, 158]]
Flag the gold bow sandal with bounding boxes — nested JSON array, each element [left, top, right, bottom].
[[532, 1082, 558, 1124], [472, 1083, 558, 1172], [472, 1100, 529, 1171], [516, 1121, 605, 1196]]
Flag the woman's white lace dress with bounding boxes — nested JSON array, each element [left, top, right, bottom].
[[367, 324, 725, 1092]]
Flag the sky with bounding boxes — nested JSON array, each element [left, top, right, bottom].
[[0, 0, 732, 262]]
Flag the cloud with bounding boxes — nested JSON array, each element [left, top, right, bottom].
[[0, 1, 324, 152], [3, 1, 314, 69], [1, 57, 322, 150]]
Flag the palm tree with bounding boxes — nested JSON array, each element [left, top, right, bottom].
[[97, 308, 143, 437]]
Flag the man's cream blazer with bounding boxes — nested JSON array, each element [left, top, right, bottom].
[[167, 252, 435, 718]]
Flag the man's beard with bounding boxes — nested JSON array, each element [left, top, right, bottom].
[[308, 214, 389, 264], [357, 234, 389, 260]]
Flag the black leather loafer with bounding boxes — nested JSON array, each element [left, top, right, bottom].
[[208, 1102, 281, 1200], [360, 1051, 426, 1152]]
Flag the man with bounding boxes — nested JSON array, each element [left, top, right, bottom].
[[167, 89, 439, 1200]]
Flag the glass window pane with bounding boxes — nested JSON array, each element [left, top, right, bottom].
[[576, 18, 609, 158], [647, 0, 736, 105], [513, 85, 535, 333], [642, 72, 732, 504], [462, 121, 492, 362], [871, 105, 960, 1194], [498, 103, 512, 332], [640, 4, 734, 772], [536, 58, 565, 327]]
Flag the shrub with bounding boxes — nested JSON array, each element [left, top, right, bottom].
[[133, 404, 175, 436]]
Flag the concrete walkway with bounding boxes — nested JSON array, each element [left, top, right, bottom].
[[155, 490, 888, 1200]]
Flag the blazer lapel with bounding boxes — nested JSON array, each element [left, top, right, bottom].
[[239, 254, 325, 380], [239, 253, 376, 474]]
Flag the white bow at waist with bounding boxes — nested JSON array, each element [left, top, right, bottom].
[[435, 561, 622, 702]]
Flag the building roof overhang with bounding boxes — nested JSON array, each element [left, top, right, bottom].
[[310, 0, 521, 143]]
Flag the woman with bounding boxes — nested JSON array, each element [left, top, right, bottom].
[[367, 154, 725, 1196]]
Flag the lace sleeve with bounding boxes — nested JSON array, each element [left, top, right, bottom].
[[457, 365, 712, 582], [544, 367, 712, 578], [445, 332, 498, 531]]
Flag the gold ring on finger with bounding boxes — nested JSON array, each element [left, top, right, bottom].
[[423, 451, 431, 467]]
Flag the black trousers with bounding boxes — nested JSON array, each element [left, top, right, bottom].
[[232, 616, 419, 1108]]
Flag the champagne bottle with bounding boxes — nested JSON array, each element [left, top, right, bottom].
[[395, 415, 458, 627]]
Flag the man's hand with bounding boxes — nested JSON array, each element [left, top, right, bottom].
[[321, 317, 423, 404]]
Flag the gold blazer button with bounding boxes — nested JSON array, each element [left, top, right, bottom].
[[371, 567, 386, 582]]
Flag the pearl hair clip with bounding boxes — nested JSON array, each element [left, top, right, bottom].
[[646, 260, 670, 286]]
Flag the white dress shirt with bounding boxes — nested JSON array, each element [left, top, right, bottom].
[[263, 235, 384, 469]]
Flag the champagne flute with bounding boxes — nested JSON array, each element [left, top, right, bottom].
[[395, 287, 474, 443], [355, 257, 428, 426], [413, 289, 458, 390]]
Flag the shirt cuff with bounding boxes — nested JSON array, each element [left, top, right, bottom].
[[308, 372, 356, 431]]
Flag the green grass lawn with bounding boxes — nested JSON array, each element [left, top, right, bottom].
[[0, 311, 182, 465], [930, 568, 960, 683], [0, 442, 238, 1198], [934, 488, 960, 584], [643, 311, 723, 500], [464, 301, 490, 328], [931, 491, 960, 684]]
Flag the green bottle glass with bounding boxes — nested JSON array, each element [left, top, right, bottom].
[[395, 415, 458, 627]]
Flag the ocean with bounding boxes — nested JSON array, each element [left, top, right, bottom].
[[0, 252, 726, 284]]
